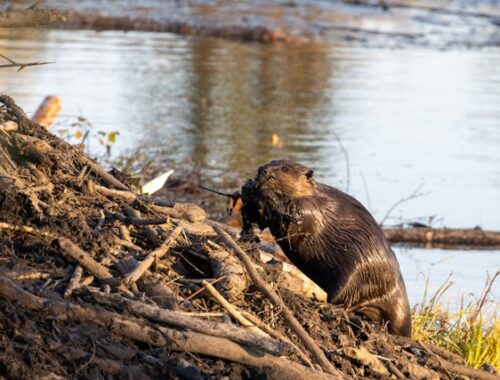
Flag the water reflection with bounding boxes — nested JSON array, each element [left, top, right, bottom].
[[185, 38, 338, 176], [1, 29, 499, 304]]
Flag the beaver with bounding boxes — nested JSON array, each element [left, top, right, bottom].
[[241, 160, 412, 337]]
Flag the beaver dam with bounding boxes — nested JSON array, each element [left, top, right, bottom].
[[0, 95, 498, 379]]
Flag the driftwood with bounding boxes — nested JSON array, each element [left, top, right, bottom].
[[384, 227, 500, 247]]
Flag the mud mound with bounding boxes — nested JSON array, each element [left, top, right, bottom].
[[0, 95, 497, 380]]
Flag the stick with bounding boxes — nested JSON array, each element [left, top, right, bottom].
[[115, 214, 168, 226], [125, 225, 183, 285], [202, 280, 268, 338], [80, 156, 129, 191], [211, 223, 341, 376], [64, 265, 83, 298], [58, 238, 119, 287], [86, 287, 284, 355], [0, 222, 119, 287], [0, 54, 52, 72], [124, 206, 159, 245], [0, 277, 337, 380], [240, 310, 315, 369]]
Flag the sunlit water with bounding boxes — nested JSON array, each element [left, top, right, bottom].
[[1, 29, 498, 307]]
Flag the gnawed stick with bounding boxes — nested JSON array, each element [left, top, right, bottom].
[[85, 287, 284, 355], [125, 225, 183, 285], [64, 265, 83, 298], [58, 238, 119, 287], [31, 95, 61, 128], [202, 280, 268, 338], [0, 277, 337, 380], [211, 223, 341, 377]]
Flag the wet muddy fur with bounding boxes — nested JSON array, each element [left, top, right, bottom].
[[241, 159, 412, 337]]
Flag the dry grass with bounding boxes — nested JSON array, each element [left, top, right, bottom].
[[412, 271, 499, 370]]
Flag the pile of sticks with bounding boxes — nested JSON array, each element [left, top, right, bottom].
[[0, 95, 497, 380]]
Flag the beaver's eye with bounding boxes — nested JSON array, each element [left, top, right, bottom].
[[281, 166, 289, 173]]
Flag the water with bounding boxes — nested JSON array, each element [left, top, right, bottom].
[[1, 29, 498, 306]]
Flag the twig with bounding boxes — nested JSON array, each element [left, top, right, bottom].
[[331, 129, 350, 193], [210, 223, 341, 377], [380, 183, 429, 226], [64, 265, 83, 299], [183, 276, 226, 302], [240, 310, 315, 369], [386, 361, 405, 379], [124, 206, 159, 245], [125, 225, 183, 285], [202, 280, 268, 338], [0, 54, 52, 72], [359, 171, 372, 211], [470, 270, 499, 324]]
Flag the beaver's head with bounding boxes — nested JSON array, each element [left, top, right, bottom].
[[255, 160, 315, 200]]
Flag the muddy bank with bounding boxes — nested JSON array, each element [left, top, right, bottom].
[[30, 0, 500, 48], [0, 95, 498, 379]]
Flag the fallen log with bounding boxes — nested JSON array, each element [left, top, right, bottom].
[[383, 227, 500, 247]]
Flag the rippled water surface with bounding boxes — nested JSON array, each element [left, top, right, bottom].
[[1, 29, 498, 305]]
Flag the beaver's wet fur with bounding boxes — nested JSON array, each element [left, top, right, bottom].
[[241, 160, 412, 337]]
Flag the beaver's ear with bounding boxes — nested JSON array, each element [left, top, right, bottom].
[[305, 169, 314, 180]]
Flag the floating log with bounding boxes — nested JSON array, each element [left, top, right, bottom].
[[384, 227, 500, 248]]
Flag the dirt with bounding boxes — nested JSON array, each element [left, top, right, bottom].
[[0, 95, 498, 379]]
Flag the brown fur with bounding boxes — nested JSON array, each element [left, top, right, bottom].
[[241, 160, 412, 337]]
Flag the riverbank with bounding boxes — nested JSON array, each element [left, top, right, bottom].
[[5, 0, 500, 48]]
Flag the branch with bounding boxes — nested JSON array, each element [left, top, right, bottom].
[[0, 277, 337, 380], [0, 54, 51, 72], [209, 222, 342, 377], [379, 183, 429, 226]]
